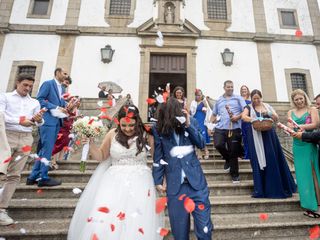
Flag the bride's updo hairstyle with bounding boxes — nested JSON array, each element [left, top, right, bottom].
[[116, 104, 146, 156]]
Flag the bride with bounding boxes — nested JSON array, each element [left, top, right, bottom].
[[68, 105, 164, 240]]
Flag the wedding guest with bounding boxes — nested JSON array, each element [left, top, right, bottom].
[[190, 89, 210, 159], [106, 89, 116, 107], [0, 112, 11, 175], [242, 89, 296, 198], [62, 76, 72, 89], [153, 97, 213, 239], [51, 97, 81, 170], [240, 85, 251, 159], [98, 86, 107, 98], [0, 74, 44, 225], [172, 86, 187, 109], [68, 105, 163, 239], [288, 89, 320, 218], [27, 67, 69, 187], [211, 80, 246, 183], [314, 94, 320, 110]]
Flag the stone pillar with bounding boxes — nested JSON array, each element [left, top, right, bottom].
[[0, 0, 14, 59], [252, 0, 277, 101], [307, 0, 320, 69], [56, 36, 77, 73], [65, 0, 82, 26]]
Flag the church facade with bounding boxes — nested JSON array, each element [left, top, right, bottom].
[[0, 0, 320, 119]]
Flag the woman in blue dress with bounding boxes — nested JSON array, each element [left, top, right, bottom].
[[242, 89, 296, 198], [240, 85, 251, 159], [190, 89, 211, 159]]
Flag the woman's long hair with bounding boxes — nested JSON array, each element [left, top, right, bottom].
[[172, 86, 185, 100], [290, 89, 311, 108], [156, 97, 185, 136], [116, 104, 146, 156]]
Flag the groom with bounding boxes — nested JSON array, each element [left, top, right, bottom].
[[152, 98, 213, 240]]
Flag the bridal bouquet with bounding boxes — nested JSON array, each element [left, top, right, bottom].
[[72, 116, 105, 172]]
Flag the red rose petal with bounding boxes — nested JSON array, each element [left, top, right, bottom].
[[198, 204, 205, 211], [63, 146, 69, 152], [159, 228, 170, 236], [98, 206, 110, 214], [107, 100, 113, 107], [127, 112, 134, 118], [178, 194, 186, 201], [110, 224, 115, 232], [162, 92, 169, 102], [57, 133, 63, 140], [184, 197, 195, 213], [259, 213, 269, 221], [146, 98, 156, 105], [37, 189, 43, 194], [99, 115, 112, 120], [124, 117, 131, 123], [156, 197, 167, 214], [87, 217, 93, 222], [3, 157, 13, 164], [309, 225, 320, 239], [91, 233, 99, 240], [22, 145, 32, 153], [75, 140, 81, 146], [295, 29, 303, 37], [99, 107, 107, 113], [113, 118, 119, 125], [19, 116, 26, 124], [117, 212, 125, 220], [138, 228, 144, 235], [88, 119, 94, 125]]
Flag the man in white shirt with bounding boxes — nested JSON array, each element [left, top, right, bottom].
[[0, 73, 44, 225]]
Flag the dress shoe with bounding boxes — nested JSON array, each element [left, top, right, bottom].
[[26, 178, 37, 185], [37, 178, 62, 187]]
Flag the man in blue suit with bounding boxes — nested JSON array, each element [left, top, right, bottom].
[[27, 68, 69, 187], [152, 98, 213, 240]]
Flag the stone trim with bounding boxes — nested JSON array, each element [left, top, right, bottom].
[[7, 61, 43, 97], [0, 0, 14, 27], [202, 0, 232, 30], [138, 37, 197, 121], [27, 0, 54, 19], [256, 42, 277, 101], [55, 36, 76, 74], [277, 8, 299, 30], [252, 0, 267, 33], [65, 0, 82, 26], [285, 68, 314, 100], [307, 0, 320, 37], [104, 0, 137, 27]]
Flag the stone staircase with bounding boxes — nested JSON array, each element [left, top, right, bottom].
[[1, 143, 319, 240]]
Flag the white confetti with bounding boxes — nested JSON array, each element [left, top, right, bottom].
[[128, 106, 135, 111], [29, 154, 39, 159], [170, 145, 194, 158], [72, 188, 82, 195], [153, 163, 160, 167], [21, 198, 28, 201], [14, 155, 22, 162], [40, 158, 50, 166], [39, 221, 45, 225], [203, 226, 208, 233], [155, 37, 164, 47], [150, 118, 158, 122], [97, 100, 103, 107], [68, 133, 75, 139], [157, 30, 163, 39], [160, 159, 168, 165], [145, 144, 151, 151], [184, 132, 189, 137], [202, 107, 207, 112], [175, 116, 186, 124], [156, 95, 164, 103], [20, 228, 26, 234]]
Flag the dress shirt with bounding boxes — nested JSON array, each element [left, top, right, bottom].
[[212, 94, 247, 130], [54, 78, 62, 99], [0, 90, 44, 132], [173, 132, 187, 184]]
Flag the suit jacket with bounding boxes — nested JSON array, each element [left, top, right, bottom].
[[152, 118, 207, 195], [302, 131, 320, 145], [37, 79, 66, 126]]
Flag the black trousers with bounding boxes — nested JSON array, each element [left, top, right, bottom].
[[213, 128, 242, 177]]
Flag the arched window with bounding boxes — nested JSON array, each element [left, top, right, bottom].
[[109, 0, 131, 16]]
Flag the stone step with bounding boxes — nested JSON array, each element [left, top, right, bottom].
[[1, 211, 318, 240], [7, 194, 302, 221], [53, 159, 252, 171]]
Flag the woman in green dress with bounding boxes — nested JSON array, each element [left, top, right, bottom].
[[287, 89, 320, 218]]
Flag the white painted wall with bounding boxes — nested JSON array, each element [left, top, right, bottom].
[[128, 0, 154, 27], [196, 40, 261, 99], [263, 0, 313, 35], [271, 43, 320, 101], [0, 34, 60, 93], [78, 0, 109, 27], [70, 36, 141, 105], [183, 0, 209, 30], [10, 0, 68, 25], [227, 0, 255, 33]]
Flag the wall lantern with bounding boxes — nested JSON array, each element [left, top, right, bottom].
[[100, 45, 115, 63], [221, 48, 234, 66]]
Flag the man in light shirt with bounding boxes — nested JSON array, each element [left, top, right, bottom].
[[0, 73, 44, 225], [27, 68, 69, 187]]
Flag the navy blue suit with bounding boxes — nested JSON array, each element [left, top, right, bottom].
[[152, 118, 213, 239], [28, 79, 66, 181]]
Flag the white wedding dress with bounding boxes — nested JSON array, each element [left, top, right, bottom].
[[68, 136, 164, 240]]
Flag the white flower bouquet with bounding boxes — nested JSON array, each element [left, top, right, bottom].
[[72, 116, 105, 172]]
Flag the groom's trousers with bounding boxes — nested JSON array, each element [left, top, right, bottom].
[[167, 181, 213, 240]]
